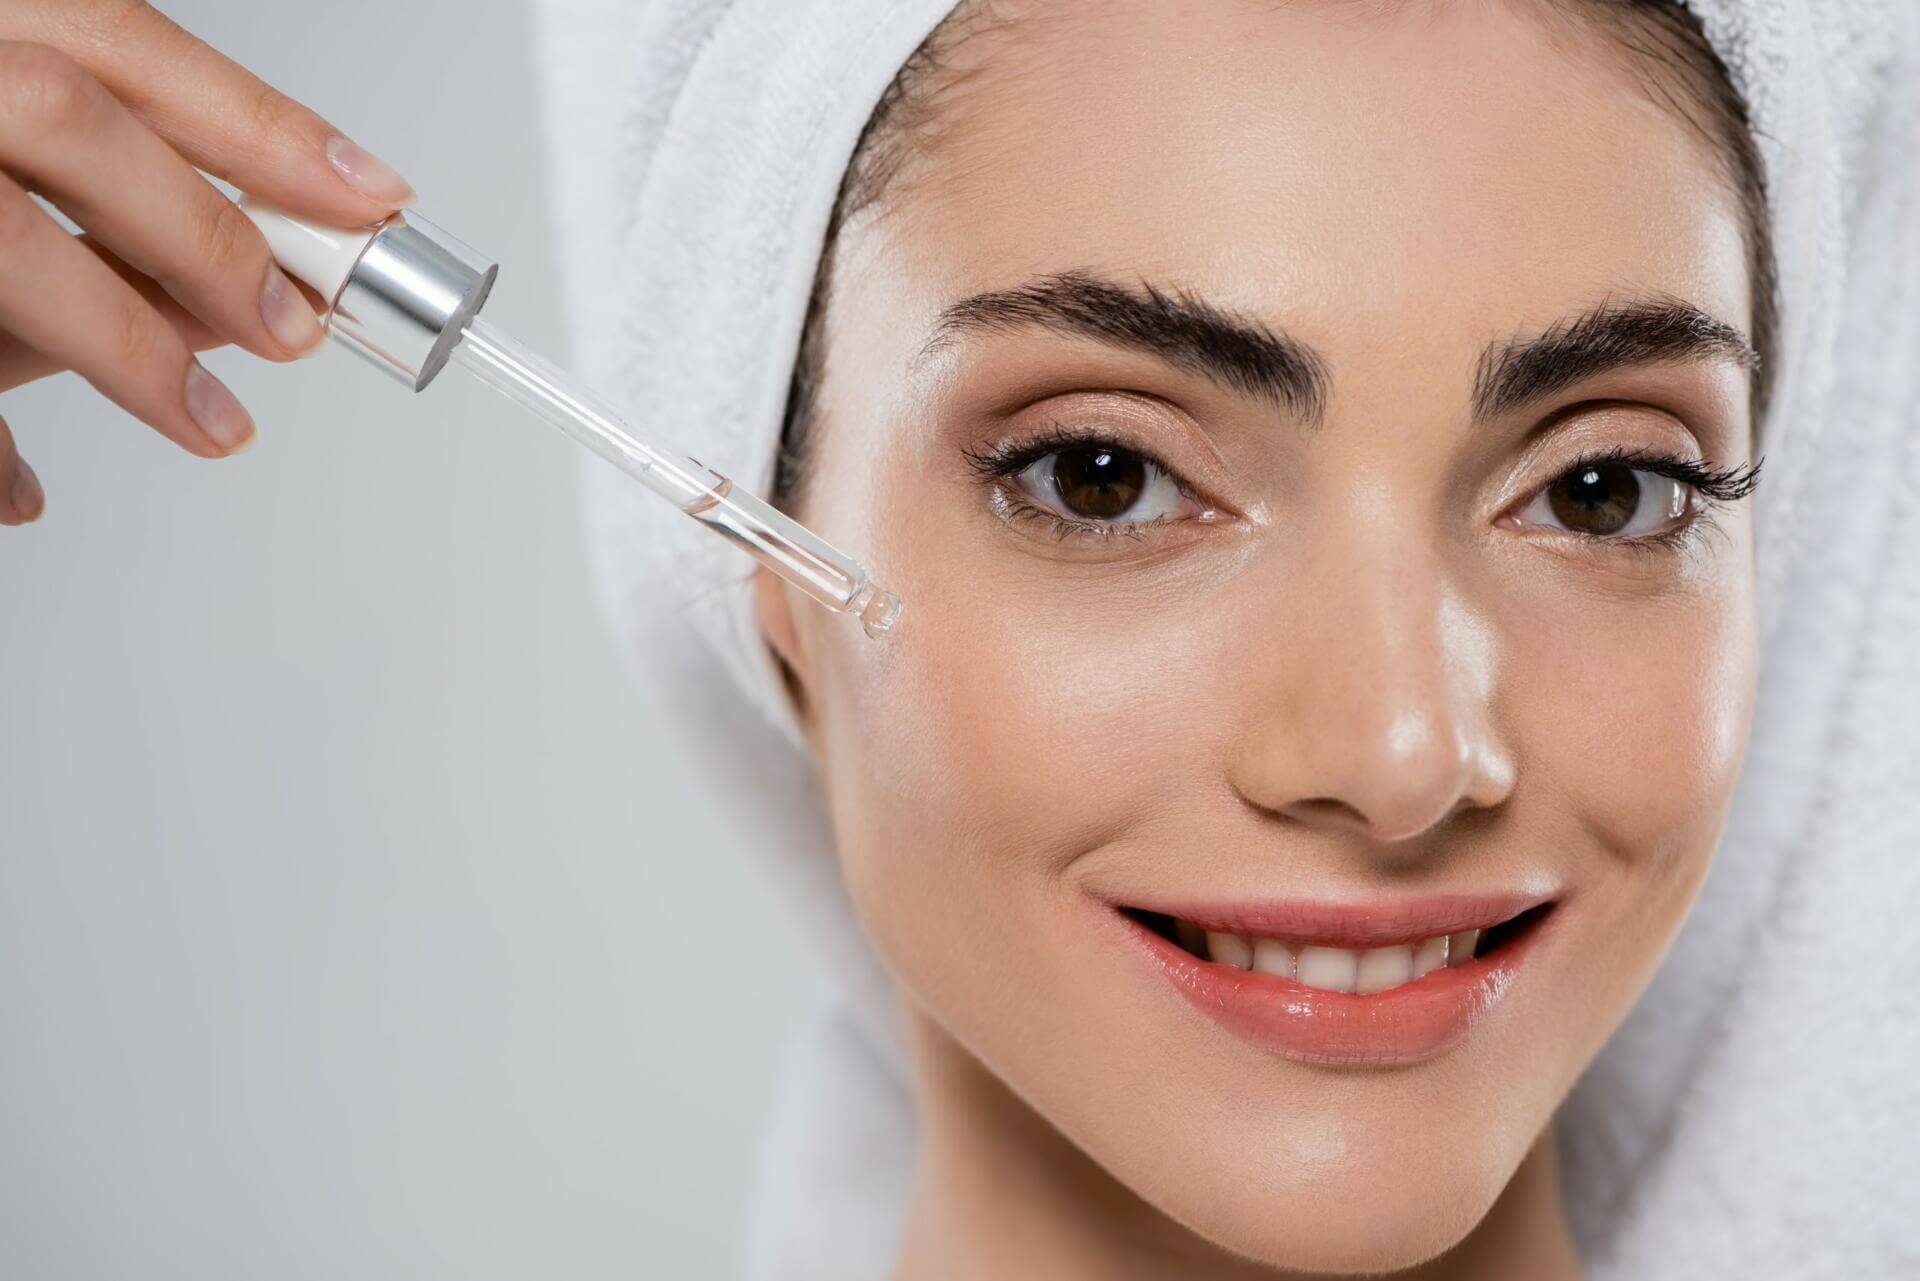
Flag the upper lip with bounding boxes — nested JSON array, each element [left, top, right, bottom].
[[1120, 890, 1558, 950]]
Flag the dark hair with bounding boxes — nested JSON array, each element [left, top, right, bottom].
[[773, 0, 1777, 511]]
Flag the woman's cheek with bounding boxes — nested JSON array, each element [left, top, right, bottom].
[[1544, 582, 1752, 851], [1514, 565, 1757, 1029], [807, 554, 1222, 991]]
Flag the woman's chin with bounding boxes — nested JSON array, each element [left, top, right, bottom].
[[1146, 1150, 1510, 1275], [1038, 1066, 1538, 1277]]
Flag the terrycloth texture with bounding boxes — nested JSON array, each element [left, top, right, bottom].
[[529, 1, 1920, 1276]]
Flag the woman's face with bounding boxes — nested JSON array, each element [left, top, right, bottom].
[[759, 0, 1759, 1269]]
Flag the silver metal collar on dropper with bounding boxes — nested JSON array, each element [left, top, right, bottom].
[[241, 198, 497, 391]]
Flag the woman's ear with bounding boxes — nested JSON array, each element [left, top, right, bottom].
[[753, 565, 815, 730]]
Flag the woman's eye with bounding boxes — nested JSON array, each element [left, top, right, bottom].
[[1014, 443, 1197, 525], [1514, 461, 1691, 538]]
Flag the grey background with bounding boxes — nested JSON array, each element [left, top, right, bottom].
[[0, 2, 820, 1276]]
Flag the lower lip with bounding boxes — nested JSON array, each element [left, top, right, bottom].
[[1112, 905, 1558, 1067]]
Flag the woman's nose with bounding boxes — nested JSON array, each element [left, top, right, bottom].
[[1226, 540, 1516, 847]]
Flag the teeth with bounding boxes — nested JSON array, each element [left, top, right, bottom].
[[1190, 921, 1503, 993], [1250, 937, 1297, 979], [1355, 944, 1414, 995], [1295, 946, 1359, 993], [1206, 931, 1253, 970], [1447, 929, 1482, 967]]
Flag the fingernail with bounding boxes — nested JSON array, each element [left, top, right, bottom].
[[185, 363, 255, 454], [11, 460, 44, 521], [325, 135, 415, 206], [261, 263, 325, 356]]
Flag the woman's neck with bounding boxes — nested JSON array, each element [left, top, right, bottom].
[[892, 1013, 1585, 1281]]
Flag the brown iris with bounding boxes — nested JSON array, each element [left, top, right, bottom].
[[1053, 445, 1147, 520], [1548, 463, 1643, 535]]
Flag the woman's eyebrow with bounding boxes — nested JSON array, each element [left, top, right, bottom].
[[1472, 296, 1760, 420], [918, 271, 1330, 424], [920, 275, 1756, 428]]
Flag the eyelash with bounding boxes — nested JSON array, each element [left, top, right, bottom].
[[962, 424, 1202, 543], [962, 429, 1765, 551], [1539, 444, 1764, 556]]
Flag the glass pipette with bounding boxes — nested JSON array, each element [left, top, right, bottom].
[[237, 199, 901, 639], [450, 318, 899, 635]]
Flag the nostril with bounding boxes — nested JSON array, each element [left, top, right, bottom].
[[1282, 796, 1372, 831], [1283, 795, 1460, 845]]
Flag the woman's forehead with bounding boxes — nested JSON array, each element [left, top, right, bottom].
[[844, 0, 1751, 370]]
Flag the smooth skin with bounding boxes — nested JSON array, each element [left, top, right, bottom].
[[0, 0, 414, 526], [755, 1, 1760, 1277]]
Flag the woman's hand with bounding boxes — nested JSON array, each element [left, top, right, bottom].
[[0, 0, 416, 525]]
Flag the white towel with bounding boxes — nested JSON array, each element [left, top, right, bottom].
[[529, 1, 1920, 1275]]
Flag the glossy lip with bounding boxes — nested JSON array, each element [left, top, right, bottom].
[[1103, 893, 1562, 1068], [1133, 890, 1554, 949]]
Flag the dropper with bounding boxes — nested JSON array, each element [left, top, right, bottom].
[[238, 199, 901, 639]]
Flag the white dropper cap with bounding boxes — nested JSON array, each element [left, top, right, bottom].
[[239, 198, 381, 307]]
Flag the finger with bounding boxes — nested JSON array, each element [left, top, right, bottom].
[[31, 0, 413, 226], [0, 412, 47, 525], [0, 233, 224, 393], [0, 173, 253, 458], [0, 41, 324, 363]]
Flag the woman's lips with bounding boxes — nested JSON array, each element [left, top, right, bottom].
[[1108, 893, 1560, 1067]]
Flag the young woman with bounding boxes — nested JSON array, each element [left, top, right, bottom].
[[542, 0, 1913, 1276], [741, 2, 1766, 1274]]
